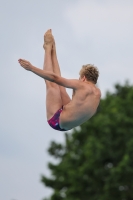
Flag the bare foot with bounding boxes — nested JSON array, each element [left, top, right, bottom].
[[43, 29, 53, 50], [52, 36, 56, 52]]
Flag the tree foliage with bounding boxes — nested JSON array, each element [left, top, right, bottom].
[[41, 82, 133, 200]]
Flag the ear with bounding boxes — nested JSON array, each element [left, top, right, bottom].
[[83, 76, 86, 81]]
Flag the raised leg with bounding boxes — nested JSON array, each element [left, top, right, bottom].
[[51, 37, 71, 105], [43, 30, 62, 120]]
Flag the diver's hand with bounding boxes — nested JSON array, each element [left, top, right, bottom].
[[18, 59, 33, 71]]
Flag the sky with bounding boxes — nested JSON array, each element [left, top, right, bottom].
[[0, 0, 133, 199]]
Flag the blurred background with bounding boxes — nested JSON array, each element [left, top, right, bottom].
[[0, 0, 133, 199]]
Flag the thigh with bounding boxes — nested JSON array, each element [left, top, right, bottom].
[[45, 81, 63, 120], [59, 86, 71, 105]]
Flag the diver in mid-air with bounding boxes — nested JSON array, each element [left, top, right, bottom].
[[18, 29, 101, 131]]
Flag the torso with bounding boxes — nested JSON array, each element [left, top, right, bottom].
[[60, 82, 101, 130]]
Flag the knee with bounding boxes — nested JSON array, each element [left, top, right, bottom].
[[51, 83, 60, 89], [46, 81, 57, 89]]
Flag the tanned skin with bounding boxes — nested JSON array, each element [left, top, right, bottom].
[[18, 29, 101, 130]]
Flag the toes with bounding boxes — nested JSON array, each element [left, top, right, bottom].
[[47, 29, 52, 33], [44, 29, 52, 36], [45, 29, 50, 35]]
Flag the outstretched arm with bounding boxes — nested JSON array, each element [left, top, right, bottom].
[[18, 59, 80, 89]]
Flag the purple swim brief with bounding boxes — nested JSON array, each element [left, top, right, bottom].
[[48, 107, 67, 131]]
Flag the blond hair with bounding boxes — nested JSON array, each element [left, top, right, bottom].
[[79, 64, 99, 84]]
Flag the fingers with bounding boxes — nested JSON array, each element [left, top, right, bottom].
[[18, 60, 25, 67], [18, 58, 28, 62], [18, 58, 30, 64], [18, 59, 29, 67], [18, 58, 32, 71]]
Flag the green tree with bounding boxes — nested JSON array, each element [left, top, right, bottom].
[[41, 82, 133, 200]]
